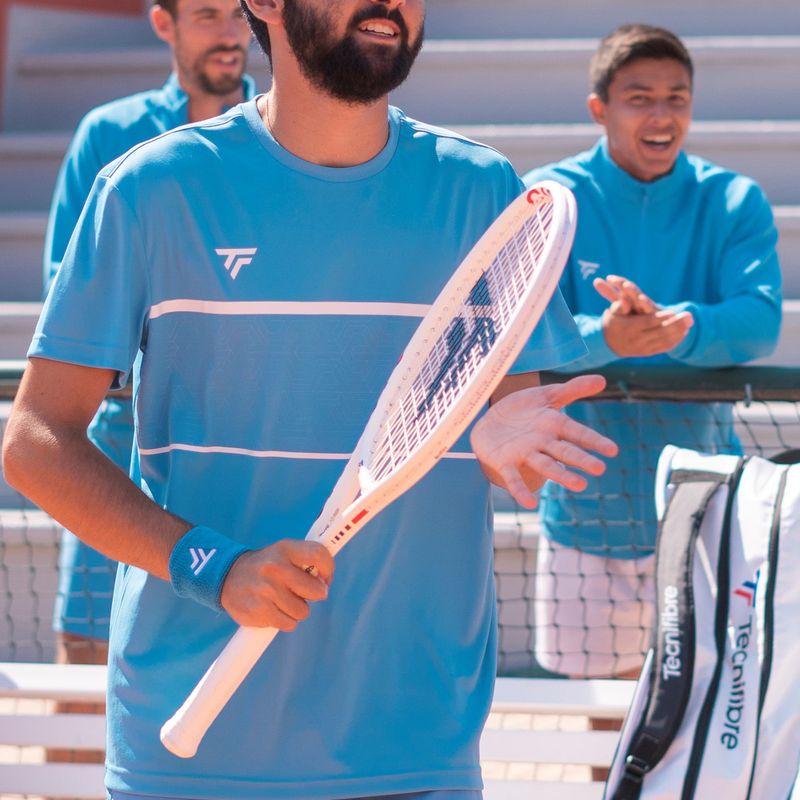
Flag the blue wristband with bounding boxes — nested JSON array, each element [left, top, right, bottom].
[[168, 526, 250, 611]]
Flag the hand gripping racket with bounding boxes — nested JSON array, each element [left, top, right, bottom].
[[160, 180, 577, 757]]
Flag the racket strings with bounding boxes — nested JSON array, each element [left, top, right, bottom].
[[369, 202, 556, 484]]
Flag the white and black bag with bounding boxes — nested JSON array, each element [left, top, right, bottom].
[[604, 445, 800, 800]]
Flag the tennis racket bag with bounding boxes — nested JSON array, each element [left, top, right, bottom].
[[604, 445, 800, 800]]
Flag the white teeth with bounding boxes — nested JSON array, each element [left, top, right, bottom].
[[643, 135, 672, 144], [359, 22, 395, 36]]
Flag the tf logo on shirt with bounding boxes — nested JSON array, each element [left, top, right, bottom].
[[216, 248, 258, 280]]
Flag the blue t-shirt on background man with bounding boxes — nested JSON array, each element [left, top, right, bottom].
[[524, 137, 782, 558], [45, 73, 256, 639], [32, 100, 583, 798]]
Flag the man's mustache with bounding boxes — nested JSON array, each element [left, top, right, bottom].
[[204, 45, 247, 59]]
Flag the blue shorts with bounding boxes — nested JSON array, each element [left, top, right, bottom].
[[108, 792, 482, 800]]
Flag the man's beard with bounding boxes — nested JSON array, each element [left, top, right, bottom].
[[283, 0, 424, 104], [190, 46, 247, 96]]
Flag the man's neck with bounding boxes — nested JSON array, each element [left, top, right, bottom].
[[259, 77, 390, 168], [189, 89, 244, 122], [185, 85, 245, 124]]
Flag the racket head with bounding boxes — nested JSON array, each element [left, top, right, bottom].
[[314, 181, 577, 552]]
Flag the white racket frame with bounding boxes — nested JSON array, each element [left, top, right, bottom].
[[160, 181, 577, 758]]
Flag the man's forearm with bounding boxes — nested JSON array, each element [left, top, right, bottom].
[[3, 409, 189, 580], [668, 295, 781, 366]]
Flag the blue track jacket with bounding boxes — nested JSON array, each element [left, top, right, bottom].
[[524, 138, 782, 557]]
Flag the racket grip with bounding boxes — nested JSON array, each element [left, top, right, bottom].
[[160, 625, 279, 758]]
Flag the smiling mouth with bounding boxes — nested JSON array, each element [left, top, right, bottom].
[[357, 20, 399, 39], [207, 50, 242, 68], [641, 134, 675, 150]]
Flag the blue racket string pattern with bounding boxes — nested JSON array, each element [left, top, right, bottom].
[[160, 181, 577, 758]]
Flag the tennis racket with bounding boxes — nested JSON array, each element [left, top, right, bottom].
[[160, 180, 577, 758]]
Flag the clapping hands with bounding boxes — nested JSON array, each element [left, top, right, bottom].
[[593, 274, 693, 357]]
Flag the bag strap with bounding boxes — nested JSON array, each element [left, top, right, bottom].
[[612, 462, 744, 800], [746, 465, 789, 798], [681, 458, 747, 799], [769, 449, 800, 465]]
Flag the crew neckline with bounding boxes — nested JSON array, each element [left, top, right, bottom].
[[241, 97, 402, 182]]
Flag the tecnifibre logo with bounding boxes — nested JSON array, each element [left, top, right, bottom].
[[720, 618, 754, 750], [661, 585, 683, 680], [734, 568, 760, 608], [719, 569, 760, 750], [578, 259, 600, 280]]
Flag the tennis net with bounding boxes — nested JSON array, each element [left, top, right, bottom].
[[2, 362, 799, 674]]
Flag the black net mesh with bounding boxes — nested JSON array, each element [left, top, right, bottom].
[[495, 367, 800, 679], [2, 365, 799, 678]]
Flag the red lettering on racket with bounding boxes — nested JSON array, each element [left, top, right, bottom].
[[526, 187, 549, 205]]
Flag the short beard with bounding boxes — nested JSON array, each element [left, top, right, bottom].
[[283, 1, 424, 104], [191, 46, 247, 97]]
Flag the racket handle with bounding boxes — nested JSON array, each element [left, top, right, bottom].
[[160, 625, 279, 758]]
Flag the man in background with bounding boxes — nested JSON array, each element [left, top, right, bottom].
[[523, 23, 781, 685], [43, 0, 254, 762]]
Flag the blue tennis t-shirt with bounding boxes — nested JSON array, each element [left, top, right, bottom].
[[31, 100, 584, 799]]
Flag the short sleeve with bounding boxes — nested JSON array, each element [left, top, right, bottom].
[[30, 175, 150, 389], [509, 286, 586, 373], [486, 162, 586, 373]]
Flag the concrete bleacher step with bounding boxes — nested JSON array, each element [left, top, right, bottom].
[[0, 304, 40, 358], [0, 132, 66, 212], [451, 120, 800, 206], [2, 121, 798, 218], [422, 0, 800, 38], [0, 213, 46, 302], [6, 36, 800, 130], [5, 0, 799, 50], [2, 206, 799, 304], [779, 208, 800, 294], [395, 36, 800, 125]]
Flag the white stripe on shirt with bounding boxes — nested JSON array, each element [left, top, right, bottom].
[[148, 299, 432, 320], [138, 443, 476, 460]]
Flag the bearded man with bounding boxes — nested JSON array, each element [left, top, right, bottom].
[[7, 1, 616, 797]]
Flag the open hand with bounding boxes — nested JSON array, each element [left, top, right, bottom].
[[470, 375, 618, 508]]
